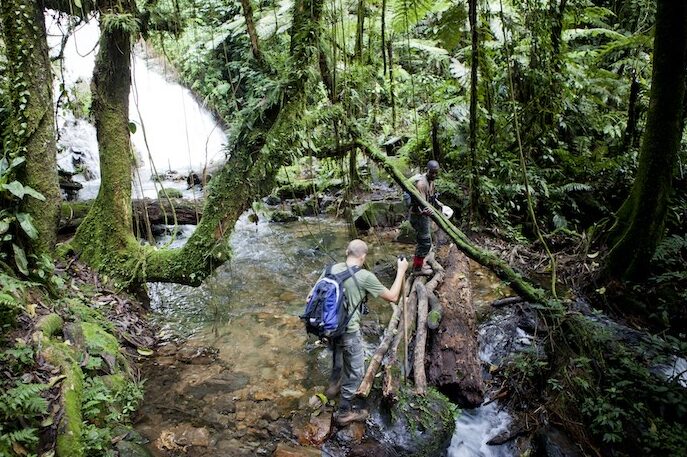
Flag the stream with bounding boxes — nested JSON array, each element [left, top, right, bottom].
[[48, 12, 517, 456], [134, 215, 516, 456]]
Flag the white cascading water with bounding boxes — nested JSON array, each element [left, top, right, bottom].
[[46, 12, 227, 201]]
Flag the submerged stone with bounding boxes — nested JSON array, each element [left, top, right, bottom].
[[115, 440, 154, 457]]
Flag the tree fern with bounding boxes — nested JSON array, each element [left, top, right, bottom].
[[0, 383, 48, 417], [390, 0, 434, 34]]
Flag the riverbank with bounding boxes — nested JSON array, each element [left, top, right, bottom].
[[0, 257, 157, 456]]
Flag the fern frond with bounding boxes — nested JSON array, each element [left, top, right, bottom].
[[391, 0, 433, 34]]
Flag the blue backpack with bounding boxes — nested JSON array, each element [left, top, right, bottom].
[[301, 265, 363, 339]]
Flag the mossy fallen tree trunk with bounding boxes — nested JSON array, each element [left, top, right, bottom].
[[428, 245, 484, 407], [60, 198, 204, 233], [357, 139, 548, 304]]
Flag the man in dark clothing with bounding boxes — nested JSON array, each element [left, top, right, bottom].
[[308, 239, 408, 426], [409, 160, 440, 275]]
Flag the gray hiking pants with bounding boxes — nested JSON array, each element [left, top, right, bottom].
[[330, 331, 364, 404]]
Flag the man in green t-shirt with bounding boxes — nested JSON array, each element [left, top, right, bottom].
[[308, 239, 408, 426]]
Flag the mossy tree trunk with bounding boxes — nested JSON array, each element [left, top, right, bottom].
[[72, 1, 142, 281], [1, 0, 61, 254], [358, 138, 548, 304], [144, 0, 325, 285], [62, 0, 324, 286], [605, 0, 687, 281]]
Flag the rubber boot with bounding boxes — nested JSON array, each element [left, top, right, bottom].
[[412, 256, 432, 276]]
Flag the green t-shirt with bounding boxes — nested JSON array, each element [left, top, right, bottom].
[[323, 262, 387, 333]]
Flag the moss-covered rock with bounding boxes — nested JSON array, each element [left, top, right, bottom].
[[353, 200, 407, 230], [359, 385, 457, 456]]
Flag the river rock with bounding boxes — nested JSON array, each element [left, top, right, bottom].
[[358, 387, 456, 456], [352, 201, 406, 230], [115, 440, 154, 457], [292, 411, 333, 446], [335, 422, 365, 443], [162, 424, 211, 447], [175, 345, 218, 364], [273, 442, 322, 457]]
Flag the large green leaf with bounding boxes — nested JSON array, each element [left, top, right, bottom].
[[1, 181, 45, 200], [0, 219, 9, 235], [12, 244, 29, 276], [3, 181, 27, 198], [22, 185, 45, 201], [16, 213, 38, 240]]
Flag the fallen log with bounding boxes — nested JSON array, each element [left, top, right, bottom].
[[425, 255, 445, 329], [358, 139, 548, 304], [59, 198, 203, 233], [383, 279, 421, 400], [427, 245, 484, 407], [491, 296, 525, 308], [413, 282, 429, 396]]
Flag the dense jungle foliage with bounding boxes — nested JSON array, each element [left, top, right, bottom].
[[0, 0, 686, 456]]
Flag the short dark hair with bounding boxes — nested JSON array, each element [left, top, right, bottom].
[[427, 160, 439, 170]]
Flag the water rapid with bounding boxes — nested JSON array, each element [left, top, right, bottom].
[[46, 12, 227, 201]]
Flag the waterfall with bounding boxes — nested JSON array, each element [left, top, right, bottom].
[[46, 12, 227, 201]]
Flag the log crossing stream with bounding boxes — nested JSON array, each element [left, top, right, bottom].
[[137, 215, 517, 456]]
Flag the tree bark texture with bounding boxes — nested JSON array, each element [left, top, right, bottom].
[[413, 282, 429, 396], [428, 245, 484, 408], [605, 0, 687, 280], [240, 0, 263, 64], [73, 1, 142, 282], [1, 0, 61, 254]]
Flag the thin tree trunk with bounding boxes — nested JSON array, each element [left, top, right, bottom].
[[1, 0, 61, 255], [468, 0, 479, 220], [240, 0, 263, 65], [355, 0, 365, 62], [381, 0, 387, 74], [387, 41, 396, 127], [606, 0, 687, 280], [622, 72, 640, 152]]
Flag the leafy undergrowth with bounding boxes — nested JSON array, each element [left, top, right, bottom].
[[0, 258, 157, 457]]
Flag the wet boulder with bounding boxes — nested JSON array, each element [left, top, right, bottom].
[[363, 386, 456, 456], [353, 201, 407, 231]]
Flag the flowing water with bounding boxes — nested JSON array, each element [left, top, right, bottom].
[[134, 215, 517, 456], [46, 13, 227, 201], [48, 12, 518, 455]]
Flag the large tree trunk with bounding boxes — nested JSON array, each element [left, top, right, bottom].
[[605, 0, 687, 280], [72, 2, 142, 280], [1, 0, 61, 254], [428, 245, 484, 407]]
